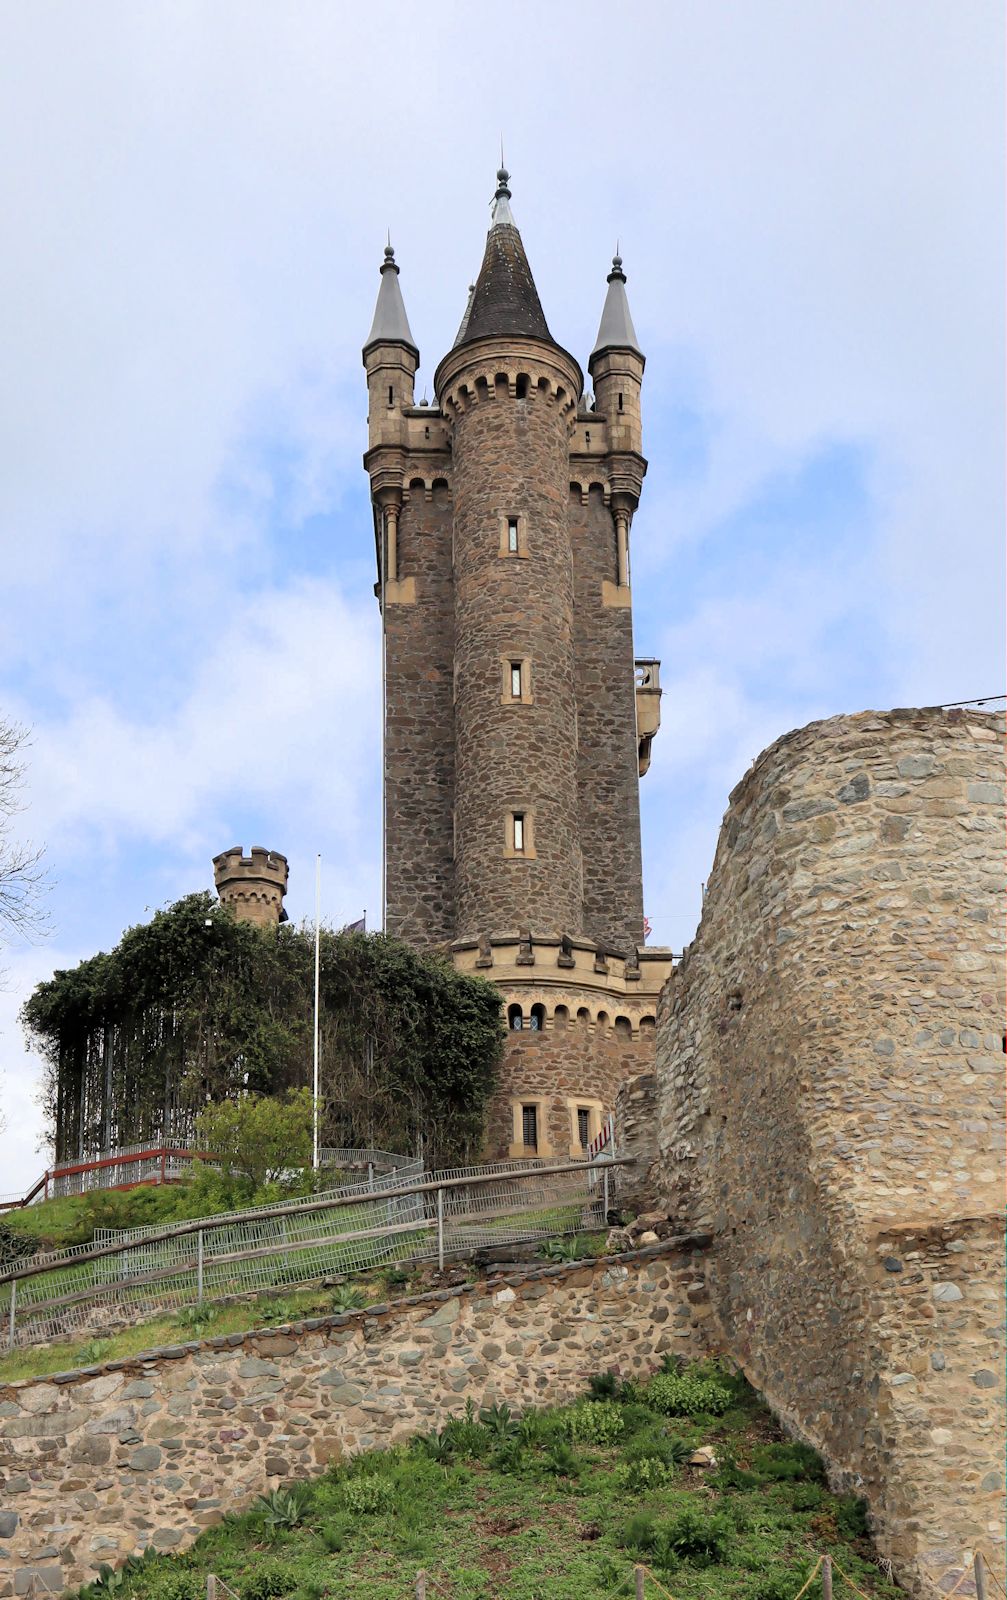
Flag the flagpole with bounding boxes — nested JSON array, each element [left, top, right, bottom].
[[312, 852, 321, 1172]]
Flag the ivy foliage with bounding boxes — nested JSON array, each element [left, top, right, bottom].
[[22, 893, 503, 1168]]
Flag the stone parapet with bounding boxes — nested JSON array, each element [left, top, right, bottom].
[[0, 1243, 712, 1595], [646, 705, 1005, 1596], [212, 846, 289, 928]]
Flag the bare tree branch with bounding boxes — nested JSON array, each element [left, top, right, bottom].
[[0, 719, 49, 944]]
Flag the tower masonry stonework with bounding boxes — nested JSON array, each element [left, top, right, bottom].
[[213, 846, 289, 928], [364, 172, 671, 1156], [618, 706, 1005, 1596]]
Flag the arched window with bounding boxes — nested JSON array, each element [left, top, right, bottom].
[[553, 1005, 569, 1030], [529, 1003, 545, 1031], [507, 1004, 523, 1031]]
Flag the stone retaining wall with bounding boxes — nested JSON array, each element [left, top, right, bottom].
[[648, 707, 1005, 1597], [0, 1244, 712, 1595]]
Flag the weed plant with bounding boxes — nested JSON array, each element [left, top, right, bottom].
[[76, 1361, 900, 1600]]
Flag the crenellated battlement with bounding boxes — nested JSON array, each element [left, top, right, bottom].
[[212, 846, 289, 928], [434, 337, 583, 431]]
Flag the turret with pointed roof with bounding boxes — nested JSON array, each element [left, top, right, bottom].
[[362, 168, 670, 1164]]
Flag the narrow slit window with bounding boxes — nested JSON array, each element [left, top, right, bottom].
[[577, 1108, 590, 1149], [522, 1104, 538, 1150], [507, 517, 519, 552], [387, 385, 394, 406], [510, 662, 523, 699], [513, 812, 525, 852], [618, 392, 624, 412]]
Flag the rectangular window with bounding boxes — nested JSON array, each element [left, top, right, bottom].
[[510, 662, 522, 699], [513, 812, 525, 852], [577, 1108, 591, 1149], [522, 1104, 538, 1149], [507, 517, 519, 552]]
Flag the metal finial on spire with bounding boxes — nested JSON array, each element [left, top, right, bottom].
[[608, 249, 627, 284], [495, 165, 511, 200]]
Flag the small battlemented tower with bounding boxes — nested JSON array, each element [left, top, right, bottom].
[[363, 171, 672, 1158], [213, 847, 289, 928]]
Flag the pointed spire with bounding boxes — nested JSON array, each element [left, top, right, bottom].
[[590, 251, 643, 360], [363, 241, 418, 357], [454, 166, 553, 348]]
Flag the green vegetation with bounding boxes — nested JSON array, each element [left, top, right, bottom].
[[23, 894, 504, 1170], [79, 1363, 895, 1600]]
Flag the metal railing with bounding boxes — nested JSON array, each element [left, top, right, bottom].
[[0, 1142, 418, 1212], [0, 1158, 622, 1351]]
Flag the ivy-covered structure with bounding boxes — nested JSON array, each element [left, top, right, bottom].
[[23, 893, 503, 1169]]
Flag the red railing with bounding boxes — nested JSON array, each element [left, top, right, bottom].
[[0, 1145, 211, 1212]]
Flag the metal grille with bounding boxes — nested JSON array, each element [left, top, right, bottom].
[[0, 1159, 618, 1351]]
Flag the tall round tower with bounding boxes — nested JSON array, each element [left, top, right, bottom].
[[434, 170, 584, 941], [364, 171, 674, 1161]]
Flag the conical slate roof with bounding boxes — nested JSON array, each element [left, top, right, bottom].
[[363, 244, 418, 355], [454, 170, 555, 348], [590, 254, 642, 359]]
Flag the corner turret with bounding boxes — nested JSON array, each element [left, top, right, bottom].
[[588, 253, 646, 589], [363, 242, 422, 599], [213, 846, 289, 928]]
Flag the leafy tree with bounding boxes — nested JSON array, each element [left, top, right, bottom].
[[23, 896, 503, 1168], [194, 1087, 313, 1189]]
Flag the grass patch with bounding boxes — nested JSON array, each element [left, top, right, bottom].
[[74, 1364, 900, 1600]]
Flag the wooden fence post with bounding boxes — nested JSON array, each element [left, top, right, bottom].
[[206, 1575, 217, 1600], [634, 1564, 645, 1599], [821, 1554, 833, 1600], [974, 1552, 987, 1600], [414, 1572, 426, 1599]]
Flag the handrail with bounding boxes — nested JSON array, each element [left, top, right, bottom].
[[0, 1158, 626, 1288]]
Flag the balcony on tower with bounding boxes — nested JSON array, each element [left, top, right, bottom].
[[635, 659, 662, 777]]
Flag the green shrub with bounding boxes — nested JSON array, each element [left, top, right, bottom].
[[614, 1456, 671, 1493], [537, 1237, 582, 1262], [645, 1370, 733, 1417], [490, 1439, 528, 1475], [586, 1370, 619, 1401], [318, 1518, 352, 1553], [791, 1483, 825, 1512], [256, 1486, 312, 1534], [659, 1505, 733, 1567], [836, 1494, 870, 1537], [342, 1475, 396, 1514], [566, 1400, 624, 1445], [624, 1431, 691, 1468], [620, 1512, 660, 1556], [541, 1441, 581, 1478], [479, 1402, 517, 1440], [135, 1574, 202, 1600], [411, 1430, 453, 1464], [440, 1417, 491, 1459], [242, 1564, 301, 1600], [750, 1442, 826, 1483], [752, 1571, 812, 1600], [329, 1284, 367, 1312]]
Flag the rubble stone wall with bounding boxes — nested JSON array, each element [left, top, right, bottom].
[[649, 707, 1005, 1597], [0, 1245, 711, 1595]]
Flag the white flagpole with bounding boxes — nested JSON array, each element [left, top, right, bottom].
[[312, 852, 321, 1172]]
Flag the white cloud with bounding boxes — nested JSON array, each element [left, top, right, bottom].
[[0, 0, 1001, 1182]]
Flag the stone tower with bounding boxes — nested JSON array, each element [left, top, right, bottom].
[[213, 846, 289, 928], [364, 171, 672, 1159]]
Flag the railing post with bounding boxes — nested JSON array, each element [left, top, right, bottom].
[[197, 1230, 204, 1305], [367, 1162, 374, 1191], [436, 1187, 444, 1271], [634, 1564, 645, 1599], [974, 1552, 987, 1600], [821, 1554, 833, 1600], [7, 1281, 16, 1350], [602, 1166, 610, 1221]]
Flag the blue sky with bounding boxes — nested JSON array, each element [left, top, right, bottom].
[[0, 0, 1003, 1188]]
